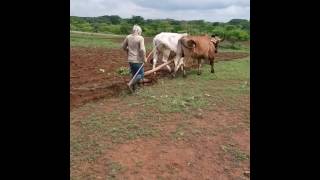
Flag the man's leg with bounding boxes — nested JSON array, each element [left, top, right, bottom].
[[128, 63, 136, 93], [128, 63, 144, 92], [135, 64, 144, 89]]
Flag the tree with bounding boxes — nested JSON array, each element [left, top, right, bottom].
[[211, 26, 225, 37], [120, 23, 131, 34], [77, 22, 94, 32], [96, 23, 110, 33], [69, 16, 250, 40], [70, 24, 77, 31], [225, 25, 237, 31], [109, 15, 121, 24], [129, 16, 144, 25], [212, 22, 220, 26], [91, 22, 100, 32], [158, 20, 172, 32], [226, 29, 249, 48]]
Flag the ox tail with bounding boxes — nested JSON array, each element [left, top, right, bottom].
[[150, 38, 160, 65]]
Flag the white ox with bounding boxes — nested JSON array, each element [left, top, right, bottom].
[[152, 32, 188, 74]]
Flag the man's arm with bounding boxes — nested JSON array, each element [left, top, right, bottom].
[[122, 37, 128, 53], [139, 37, 147, 62]]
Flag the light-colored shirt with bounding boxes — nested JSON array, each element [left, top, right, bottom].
[[122, 34, 146, 63]]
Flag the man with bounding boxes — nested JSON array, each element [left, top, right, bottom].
[[122, 24, 147, 92]]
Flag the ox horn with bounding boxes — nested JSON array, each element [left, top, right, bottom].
[[219, 33, 225, 42]]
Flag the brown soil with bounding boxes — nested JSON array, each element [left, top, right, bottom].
[[70, 47, 249, 109]]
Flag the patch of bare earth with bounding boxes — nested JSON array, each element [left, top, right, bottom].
[[70, 47, 249, 110], [72, 98, 249, 179]]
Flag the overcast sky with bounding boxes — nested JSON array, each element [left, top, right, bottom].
[[70, 0, 250, 22]]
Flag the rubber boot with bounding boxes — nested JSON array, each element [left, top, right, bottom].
[[128, 77, 139, 93]]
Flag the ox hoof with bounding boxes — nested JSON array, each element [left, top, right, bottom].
[[197, 72, 202, 75], [183, 71, 187, 78], [211, 70, 215, 73]]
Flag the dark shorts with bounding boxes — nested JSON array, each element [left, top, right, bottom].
[[129, 62, 144, 82]]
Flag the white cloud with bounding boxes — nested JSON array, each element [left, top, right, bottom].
[[70, 0, 250, 22], [134, 0, 249, 10]]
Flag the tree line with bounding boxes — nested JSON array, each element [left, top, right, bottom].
[[70, 15, 250, 41]]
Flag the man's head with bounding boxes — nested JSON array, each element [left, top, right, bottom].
[[132, 24, 142, 35]]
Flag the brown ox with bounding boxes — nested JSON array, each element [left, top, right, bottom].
[[173, 34, 224, 76]]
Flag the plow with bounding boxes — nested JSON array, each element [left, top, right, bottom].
[[127, 50, 174, 87]]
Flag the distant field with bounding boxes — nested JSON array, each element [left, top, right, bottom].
[[70, 31, 249, 52], [71, 31, 154, 50]]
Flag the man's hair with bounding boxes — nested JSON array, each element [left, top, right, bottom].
[[132, 24, 142, 35]]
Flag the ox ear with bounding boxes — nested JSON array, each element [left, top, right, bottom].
[[181, 38, 196, 48], [186, 39, 196, 48]]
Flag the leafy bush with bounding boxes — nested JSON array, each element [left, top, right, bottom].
[[117, 67, 130, 76]]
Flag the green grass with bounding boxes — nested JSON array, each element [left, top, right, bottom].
[[106, 161, 126, 180], [70, 33, 121, 48], [70, 31, 249, 55], [136, 84, 209, 113], [76, 110, 159, 143], [221, 144, 249, 162], [212, 57, 250, 80], [71, 31, 126, 37], [70, 108, 159, 178], [133, 57, 250, 113], [70, 32, 154, 49], [70, 133, 103, 162], [116, 66, 131, 76], [219, 40, 250, 52]]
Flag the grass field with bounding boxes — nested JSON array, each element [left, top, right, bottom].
[[70, 32, 123, 48], [70, 31, 250, 179], [70, 31, 249, 51]]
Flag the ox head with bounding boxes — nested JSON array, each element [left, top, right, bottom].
[[211, 34, 225, 53]]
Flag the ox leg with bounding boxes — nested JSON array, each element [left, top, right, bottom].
[[172, 56, 184, 78], [162, 49, 172, 73], [197, 59, 202, 75], [179, 57, 186, 77], [153, 49, 159, 75], [171, 57, 179, 78], [175, 57, 185, 77], [210, 59, 215, 73], [181, 63, 186, 77]]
